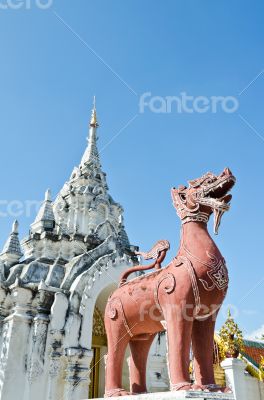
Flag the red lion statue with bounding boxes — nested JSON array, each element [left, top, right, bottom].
[[104, 168, 235, 397]]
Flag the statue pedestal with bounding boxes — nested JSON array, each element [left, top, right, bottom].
[[88, 390, 234, 400]]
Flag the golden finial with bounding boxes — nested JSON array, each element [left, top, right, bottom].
[[90, 96, 99, 127]]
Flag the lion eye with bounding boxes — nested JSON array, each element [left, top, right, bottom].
[[179, 193, 186, 202]]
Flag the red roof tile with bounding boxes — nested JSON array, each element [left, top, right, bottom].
[[241, 339, 264, 368]]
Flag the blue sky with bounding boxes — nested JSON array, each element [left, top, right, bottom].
[[0, 0, 263, 336]]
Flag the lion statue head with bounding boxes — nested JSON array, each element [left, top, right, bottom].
[[171, 168, 236, 234]]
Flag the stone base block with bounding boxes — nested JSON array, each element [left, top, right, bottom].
[[88, 390, 234, 400]]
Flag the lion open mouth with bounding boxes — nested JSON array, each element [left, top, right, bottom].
[[199, 171, 236, 234]]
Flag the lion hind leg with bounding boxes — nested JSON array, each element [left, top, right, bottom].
[[128, 334, 156, 394]]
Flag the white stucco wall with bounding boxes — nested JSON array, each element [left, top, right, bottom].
[[221, 358, 264, 400]]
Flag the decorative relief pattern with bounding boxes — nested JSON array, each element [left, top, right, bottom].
[[174, 256, 201, 315], [200, 258, 229, 292], [106, 297, 133, 337], [183, 247, 229, 293], [154, 273, 176, 312], [92, 306, 106, 338]]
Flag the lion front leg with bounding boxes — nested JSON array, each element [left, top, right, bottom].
[[191, 313, 227, 392], [164, 304, 194, 391]]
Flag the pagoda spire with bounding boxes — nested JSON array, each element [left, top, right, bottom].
[[31, 189, 55, 234], [90, 96, 99, 128], [80, 97, 100, 167], [0, 220, 23, 266]]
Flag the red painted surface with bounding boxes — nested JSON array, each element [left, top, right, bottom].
[[104, 168, 236, 397]]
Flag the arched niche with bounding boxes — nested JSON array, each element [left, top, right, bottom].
[[71, 255, 136, 398], [89, 286, 115, 399], [78, 255, 134, 350]]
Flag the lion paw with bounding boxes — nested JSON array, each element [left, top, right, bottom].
[[193, 384, 232, 393], [104, 388, 131, 397], [191, 384, 203, 391], [221, 387, 232, 393], [171, 382, 192, 391]]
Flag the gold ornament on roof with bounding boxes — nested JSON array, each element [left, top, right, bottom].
[[218, 309, 244, 359], [259, 356, 264, 381]]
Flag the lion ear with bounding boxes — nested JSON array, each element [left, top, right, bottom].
[[171, 187, 186, 210], [171, 187, 178, 198], [188, 179, 198, 188], [178, 185, 187, 192], [171, 185, 187, 200]]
